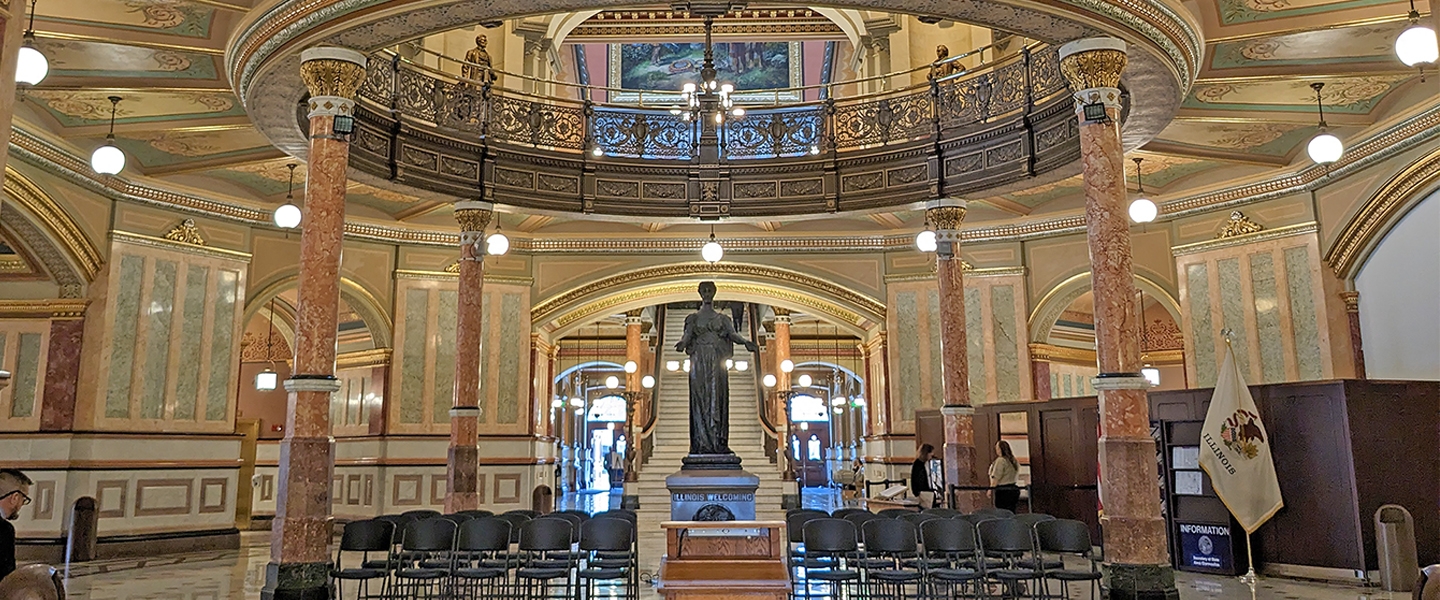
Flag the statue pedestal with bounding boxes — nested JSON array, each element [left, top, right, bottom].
[[667, 457, 758, 521]]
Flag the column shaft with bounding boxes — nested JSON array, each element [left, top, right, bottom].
[[1340, 291, 1366, 379], [447, 203, 492, 512], [930, 199, 982, 510]]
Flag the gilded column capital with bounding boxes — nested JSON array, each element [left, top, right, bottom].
[[1339, 290, 1361, 313], [299, 46, 367, 118], [454, 200, 495, 235], [1058, 38, 1127, 110], [927, 198, 967, 259]]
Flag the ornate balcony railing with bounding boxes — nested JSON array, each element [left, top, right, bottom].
[[346, 44, 1079, 217]]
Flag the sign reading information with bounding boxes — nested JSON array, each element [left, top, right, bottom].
[[1178, 522, 1234, 573]]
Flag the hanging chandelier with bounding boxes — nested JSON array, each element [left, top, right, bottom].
[[254, 299, 280, 391], [1305, 82, 1344, 166], [676, 16, 744, 125]]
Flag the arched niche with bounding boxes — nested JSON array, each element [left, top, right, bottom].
[[243, 273, 393, 349]]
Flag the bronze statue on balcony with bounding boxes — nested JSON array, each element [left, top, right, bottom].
[[930, 44, 961, 80], [674, 281, 758, 459], [463, 34, 498, 85]]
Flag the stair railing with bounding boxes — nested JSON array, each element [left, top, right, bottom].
[[749, 303, 782, 464], [638, 304, 665, 467]]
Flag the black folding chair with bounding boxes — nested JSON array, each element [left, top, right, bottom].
[[919, 519, 985, 600], [457, 509, 495, 520], [787, 511, 829, 586], [900, 512, 941, 527], [515, 517, 578, 600], [978, 519, 1043, 599], [801, 519, 861, 600], [556, 509, 592, 523], [393, 518, 457, 600], [1035, 520, 1101, 600], [453, 517, 512, 600], [843, 511, 882, 531], [402, 509, 443, 521], [332, 519, 393, 600], [1013, 514, 1062, 571], [877, 508, 914, 519], [860, 519, 923, 600], [973, 507, 1015, 520], [578, 517, 636, 600], [922, 507, 961, 518], [504, 509, 542, 519], [831, 507, 870, 521]]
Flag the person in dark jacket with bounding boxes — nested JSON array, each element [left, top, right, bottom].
[[910, 444, 935, 508], [0, 469, 33, 582]]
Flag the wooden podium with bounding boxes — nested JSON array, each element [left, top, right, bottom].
[[655, 521, 790, 600]]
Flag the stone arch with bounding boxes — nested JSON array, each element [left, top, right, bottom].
[[532, 262, 886, 343], [1027, 271, 1181, 343], [1, 168, 103, 298], [1326, 145, 1440, 280], [243, 273, 394, 348]]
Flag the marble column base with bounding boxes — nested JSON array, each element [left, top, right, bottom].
[[446, 445, 479, 512], [261, 560, 330, 600], [621, 481, 641, 509], [781, 479, 800, 509], [1101, 563, 1180, 600]]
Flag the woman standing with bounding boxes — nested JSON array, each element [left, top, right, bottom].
[[989, 441, 1021, 512]]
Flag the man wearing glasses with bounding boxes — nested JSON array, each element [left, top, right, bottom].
[[0, 469, 32, 581]]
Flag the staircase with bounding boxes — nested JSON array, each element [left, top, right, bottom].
[[632, 306, 785, 571]]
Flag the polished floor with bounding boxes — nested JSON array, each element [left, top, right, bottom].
[[51, 491, 1410, 600]]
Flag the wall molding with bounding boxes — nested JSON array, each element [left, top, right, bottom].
[[1170, 222, 1317, 257], [1326, 145, 1440, 278]]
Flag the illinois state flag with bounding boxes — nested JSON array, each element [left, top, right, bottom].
[[1199, 344, 1284, 533]]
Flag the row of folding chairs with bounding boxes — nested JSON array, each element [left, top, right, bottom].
[[333, 509, 639, 600], [787, 512, 1100, 600]]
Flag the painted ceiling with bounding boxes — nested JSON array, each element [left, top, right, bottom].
[[10, 0, 1435, 234]]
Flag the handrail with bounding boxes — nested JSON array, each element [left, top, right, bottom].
[[405, 40, 1008, 103]]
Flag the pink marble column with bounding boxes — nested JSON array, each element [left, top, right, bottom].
[[1060, 38, 1177, 599], [1028, 343, 1053, 401], [930, 198, 982, 510], [39, 316, 85, 431], [445, 201, 493, 512], [1340, 291, 1366, 379], [264, 46, 366, 600]]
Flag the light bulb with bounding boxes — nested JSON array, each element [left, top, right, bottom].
[[713, 111, 724, 124], [1307, 131, 1343, 164], [683, 82, 696, 93], [732, 107, 745, 117], [720, 83, 734, 94], [605, 375, 619, 389], [701, 240, 724, 263], [798, 374, 813, 387], [726, 359, 734, 369], [1128, 198, 1158, 224], [736, 360, 748, 371], [915, 229, 937, 252], [551, 399, 564, 409], [591, 146, 604, 157], [831, 396, 846, 407], [1397, 23, 1439, 67], [91, 142, 125, 175], [273, 202, 302, 229], [642, 375, 655, 389], [851, 397, 865, 407], [833, 407, 844, 415], [624, 361, 637, 373], [683, 359, 691, 372], [16, 42, 48, 86], [254, 368, 278, 391], [570, 397, 585, 407], [780, 359, 794, 373], [666, 360, 680, 372], [763, 374, 777, 388], [682, 112, 692, 122], [1142, 367, 1161, 387], [486, 231, 510, 255], [809, 145, 820, 155]]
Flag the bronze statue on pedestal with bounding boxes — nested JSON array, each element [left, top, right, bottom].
[[674, 281, 758, 459]]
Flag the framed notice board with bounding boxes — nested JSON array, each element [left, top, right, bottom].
[[1159, 420, 1247, 575]]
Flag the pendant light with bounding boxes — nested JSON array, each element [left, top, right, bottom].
[[486, 219, 510, 256], [1128, 157, 1158, 223], [91, 96, 126, 175], [915, 215, 937, 252], [1396, 0, 1438, 75], [1305, 82, 1344, 165], [15, 0, 47, 86], [254, 299, 280, 391], [274, 163, 302, 229], [701, 224, 723, 263]]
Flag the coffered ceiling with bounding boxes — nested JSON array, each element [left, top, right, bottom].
[[10, 0, 1436, 235]]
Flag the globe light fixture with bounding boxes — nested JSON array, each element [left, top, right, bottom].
[[797, 374, 813, 387], [551, 398, 564, 409], [1306, 82, 1343, 165], [605, 375, 619, 389], [833, 407, 844, 415], [641, 375, 655, 389], [830, 396, 845, 407], [1396, 0, 1438, 73], [701, 227, 724, 263], [90, 96, 126, 175], [1142, 366, 1161, 387], [1128, 157, 1158, 224], [624, 360, 638, 373], [851, 397, 866, 408], [570, 397, 585, 407], [485, 220, 510, 256], [780, 359, 794, 373], [763, 373, 777, 388], [725, 359, 734, 370], [254, 299, 281, 391], [15, 1, 47, 86], [274, 163, 302, 229], [735, 360, 748, 371], [915, 229, 937, 253], [666, 360, 680, 372], [683, 359, 691, 372]]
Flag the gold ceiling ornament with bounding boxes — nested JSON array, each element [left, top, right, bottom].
[[1216, 210, 1264, 238], [163, 218, 207, 246], [443, 260, 461, 273]]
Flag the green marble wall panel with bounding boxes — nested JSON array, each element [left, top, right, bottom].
[[432, 290, 458, 425], [478, 292, 492, 424], [1248, 253, 1286, 383], [0, 333, 6, 384], [140, 259, 178, 420], [174, 265, 210, 420], [1186, 263, 1217, 386], [1216, 258, 1250, 378], [963, 287, 986, 402], [1049, 372, 1058, 397], [1062, 373, 1073, 397], [204, 269, 238, 421], [10, 333, 41, 418], [894, 291, 920, 422], [399, 288, 429, 424], [991, 285, 1019, 401], [927, 289, 944, 408], [1283, 247, 1323, 380], [497, 293, 523, 424], [105, 255, 145, 418]]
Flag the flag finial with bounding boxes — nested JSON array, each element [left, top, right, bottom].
[[1220, 328, 1235, 345]]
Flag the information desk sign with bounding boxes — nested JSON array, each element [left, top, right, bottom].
[[1177, 521, 1242, 575]]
